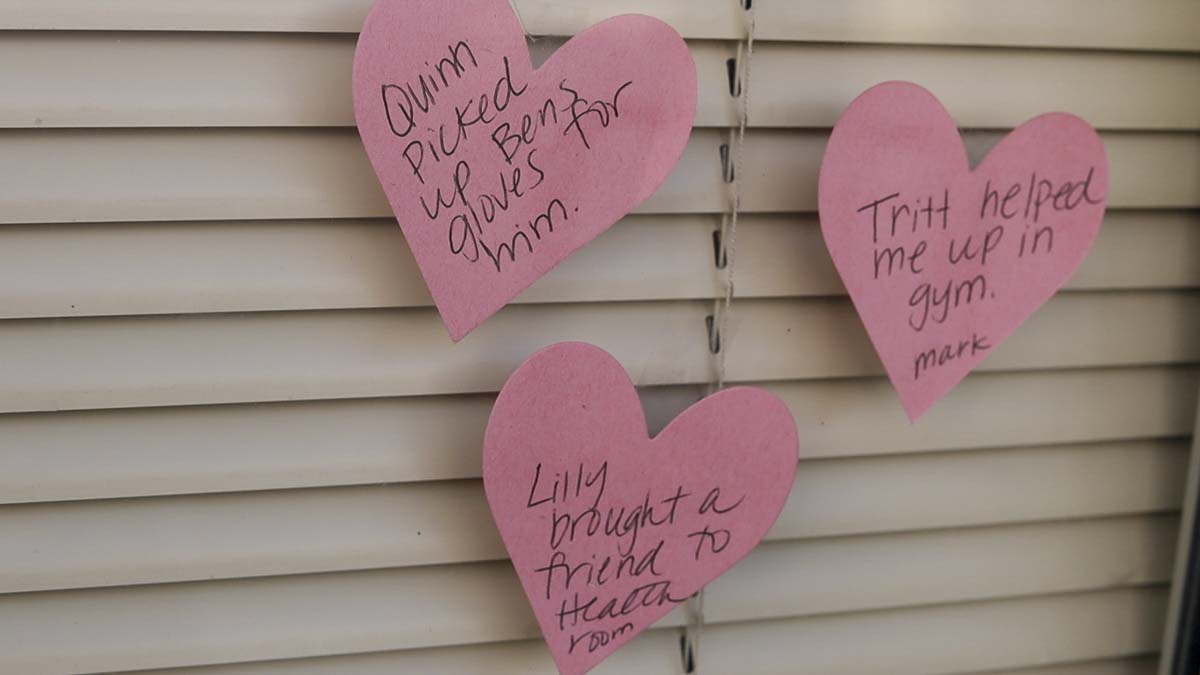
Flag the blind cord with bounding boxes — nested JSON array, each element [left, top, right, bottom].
[[715, 11, 755, 391], [686, 2, 756, 672]]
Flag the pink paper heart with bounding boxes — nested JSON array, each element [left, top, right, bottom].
[[819, 82, 1109, 421], [484, 343, 798, 675], [353, 0, 696, 340]]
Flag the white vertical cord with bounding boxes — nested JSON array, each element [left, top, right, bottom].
[[686, 3, 756, 672], [714, 15, 755, 391]]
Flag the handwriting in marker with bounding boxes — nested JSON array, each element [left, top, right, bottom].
[[819, 81, 1108, 420], [354, 0, 696, 340], [484, 342, 798, 675]]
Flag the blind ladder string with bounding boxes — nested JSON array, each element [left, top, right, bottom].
[[715, 7, 756, 391], [684, 2, 756, 672]]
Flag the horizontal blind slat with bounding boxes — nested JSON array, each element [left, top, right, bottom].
[[0, 0, 739, 38], [967, 656, 1157, 675], [776, 367, 1198, 460], [3, 37, 1197, 129], [725, 292, 1200, 384], [710, 516, 1177, 624], [0, 292, 1195, 413], [755, 1, 1200, 52], [0, 440, 1184, 592], [2, 0, 1196, 52], [110, 631, 686, 675], [700, 587, 1167, 675], [0, 518, 1173, 673], [1, 210, 1195, 320], [102, 589, 1168, 675], [1, 130, 1195, 225], [1, 367, 1192, 503]]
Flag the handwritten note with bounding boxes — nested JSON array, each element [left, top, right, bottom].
[[484, 343, 797, 675], [353, 0, 696, 340], [818, 82, 1109, 421]]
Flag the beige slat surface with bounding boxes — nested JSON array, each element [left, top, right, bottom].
[[697, 587, 1167, 675], [0, 128, 714, 224], [0, 442, 1184, 592], [709, 516, 1176, 624], [114, 632, 688, 675], [724, 292, 1200, 386], [3, 36, 1198, 129], [105, 589, 1167, 675], [1, 367, 1193, 503], [0, 291, 1196, 414], [0, 35, 734, 130], [971, 656, 1157, 675], [0, 0, 742, 38], [3, 0, 1198, 52], [756, 1, 1200, 52], [0, 129, 1196, 225], [751, 44, 1200, 130], [778, 367, 1198, 460], [0, 517, 1173, 673], [0, 210, 1194, 319], [742, 131, 1200, 213]]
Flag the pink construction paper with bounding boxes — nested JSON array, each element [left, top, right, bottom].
[[353, 0, 696, 341], [483, 343, 798, 675], [819, 82, 1109, 421]]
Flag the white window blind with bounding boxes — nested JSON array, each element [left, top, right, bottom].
[[0, 2, 1197, 674]]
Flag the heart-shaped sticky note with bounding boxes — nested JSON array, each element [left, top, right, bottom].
[[353, 0, 696, 340], [819, 82, 1109, 421], [484, 343, 797, 675]]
